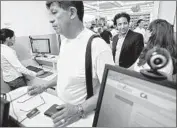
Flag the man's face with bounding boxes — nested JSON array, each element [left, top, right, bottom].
[[48, 2, 70, 35], [139, 20, 144, 28], [116, 17, 129, 35]]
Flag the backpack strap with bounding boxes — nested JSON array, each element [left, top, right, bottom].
[[85, 34, 100, 99]]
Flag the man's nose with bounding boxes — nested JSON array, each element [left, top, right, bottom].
[[49, 16, 55, 24], [49, 18, 55, 24], [121, 24, 125, 28]]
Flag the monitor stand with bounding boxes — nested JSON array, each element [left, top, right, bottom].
[[140, 69, 167, 80]]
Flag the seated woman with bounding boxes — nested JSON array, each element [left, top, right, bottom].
[[134, 19, 176, 81], [0, 28, 44, 90]]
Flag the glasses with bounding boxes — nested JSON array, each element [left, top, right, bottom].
[[16, 93, 46, 113]]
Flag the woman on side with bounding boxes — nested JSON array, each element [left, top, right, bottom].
[[134, 19, 176, 81], [0, 28, 44, 90]]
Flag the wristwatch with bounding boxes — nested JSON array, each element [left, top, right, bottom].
[[77, 104, 86, 118]]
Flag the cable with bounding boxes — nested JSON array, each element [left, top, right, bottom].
[[19, 95, 46, 123], [7, 93, 46, 124], [9, 92, 28, 102], [19, 116, 28, 123]]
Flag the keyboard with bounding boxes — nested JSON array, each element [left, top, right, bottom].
[[26, 66, 43, 72]]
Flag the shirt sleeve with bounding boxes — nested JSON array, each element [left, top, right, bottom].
[[92, 37, 115, 83], [5, 50, 37, 77], [95, 51, 115, 83]]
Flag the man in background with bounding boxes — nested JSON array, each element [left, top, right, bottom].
[[112, 12, 144, 69], [134, 19, 146, 39]]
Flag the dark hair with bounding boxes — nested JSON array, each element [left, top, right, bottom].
[[137, 19, 143, 26], [113, 12, 130, 25], [138, 19, 177, 68], [0, 28, 14, 44], [46, 1, 84, 22]]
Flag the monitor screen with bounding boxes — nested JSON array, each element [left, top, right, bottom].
[[1, 97, 10, 126], [93, 64, 176, 127], [30, 38, 51, 54]]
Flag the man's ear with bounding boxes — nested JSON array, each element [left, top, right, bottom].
[[68, 7, 77, 20]]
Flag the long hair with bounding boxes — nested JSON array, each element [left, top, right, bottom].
[[138, 19, 177, 66]]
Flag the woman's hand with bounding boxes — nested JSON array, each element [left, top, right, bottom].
[[52, 104, 81, 127], [36, 70, 45, 77]]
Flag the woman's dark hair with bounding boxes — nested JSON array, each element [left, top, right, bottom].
[[113, 12, 131, 26], [138, 19, 177, 73], [137, 19, 143, 26], [46, 1, 84, 22], [0, 28, 14, 44]]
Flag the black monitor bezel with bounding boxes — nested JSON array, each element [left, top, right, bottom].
[[1, 97, 10, 127], [30, 38, 51, 54], [92, 64, 176, 127]]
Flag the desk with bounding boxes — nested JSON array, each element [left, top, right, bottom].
[[6, 87, 94, 127]]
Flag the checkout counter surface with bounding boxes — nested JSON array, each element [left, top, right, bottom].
[[6, 87, 94, 127]]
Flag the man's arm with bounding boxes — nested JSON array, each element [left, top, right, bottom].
[[28, 75, 57, 95]]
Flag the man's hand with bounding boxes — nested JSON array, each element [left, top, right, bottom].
[[36, 70, 45, 77], [27, 84, 47, 96], [52, 104, 81, 127]]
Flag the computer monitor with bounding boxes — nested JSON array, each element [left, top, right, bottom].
[[29, 36, 51, 54], [93, 64, 176, 127], [1, 97, 10, 127]]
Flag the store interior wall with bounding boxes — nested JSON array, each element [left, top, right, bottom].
[[1, 1, 59, 61], [158, 1, 176, 25], [158, 1, 176, 42]]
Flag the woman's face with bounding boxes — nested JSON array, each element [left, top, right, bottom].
[[144, 29, 152, 43], [7, 35, 15, 46]]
